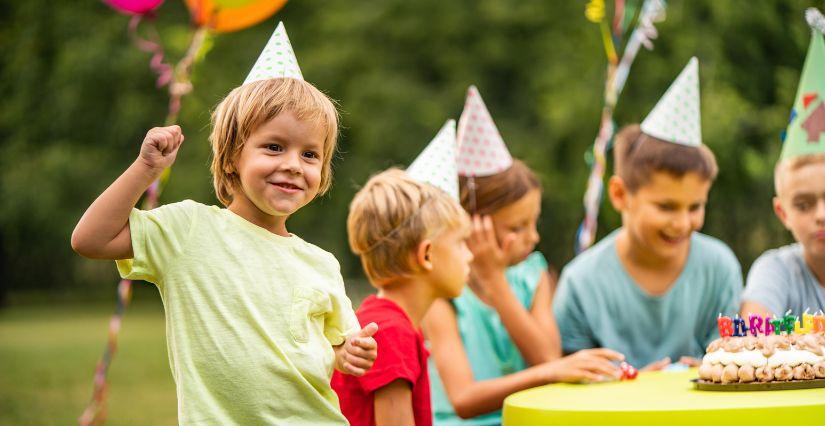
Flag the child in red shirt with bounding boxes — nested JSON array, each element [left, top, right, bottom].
[[332, 168, 472, 426]]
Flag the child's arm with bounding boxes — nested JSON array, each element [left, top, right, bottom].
[[373, 380, 415, 426], [740, 301, 772, 317], [467, 215, 560, 365], [424, 299, 622, 419], [334, 322, 378, 376], [71, 126, 184, 260]]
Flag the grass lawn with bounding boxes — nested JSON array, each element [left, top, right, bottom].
[[0, 290, 176, 425], [0, 283, 374, 425]]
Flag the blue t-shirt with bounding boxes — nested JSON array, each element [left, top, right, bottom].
[[552, 230, 742, 367], [742, 243, 825, 316], [429, 252, 548, 426]]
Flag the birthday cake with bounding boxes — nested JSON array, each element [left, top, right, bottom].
[[698, 313, 825, 384]]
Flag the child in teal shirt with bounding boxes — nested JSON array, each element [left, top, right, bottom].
[[426, 87, 622, 426], [553, 59, 742, 369]]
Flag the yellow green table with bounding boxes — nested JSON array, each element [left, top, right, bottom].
[[503, 369, 825, 425]]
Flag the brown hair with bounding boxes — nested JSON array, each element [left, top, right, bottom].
[[774, 153, 825, 196], [348, 169, 469, 286], [613, 124, 718, 192], [458, 159, 541, 215], [209, 78, 339, 206]]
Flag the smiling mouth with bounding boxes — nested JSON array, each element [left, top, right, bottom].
[[660, 232, 688, 244], [270, 182, 303, 193]]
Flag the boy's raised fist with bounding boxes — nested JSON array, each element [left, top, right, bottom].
[[140, 125, 185, 171]]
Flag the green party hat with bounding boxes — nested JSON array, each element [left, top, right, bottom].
[[640, 57, 702, 147], [244, 22, 303, 85], [780, 9, 825, 160]]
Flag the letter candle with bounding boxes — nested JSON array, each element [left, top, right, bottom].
[[770, 318, 782, 335], [764, 316, 775, 335], [794, 309, 813, 334], [717, 315, 733, 338], [733, 316, 748, 337], [748, 314, 764, 336], [814, 312, 825, 333], [781, 313, 796, 334]]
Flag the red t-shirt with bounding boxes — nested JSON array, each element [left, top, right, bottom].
[[331, 295, 432, 426]]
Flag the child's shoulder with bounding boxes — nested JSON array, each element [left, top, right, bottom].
[[291, 236, 339, 265], [751, 243, 803, 273], [357, 297, 418, 339], [689, 232, 739, 269], [563, 231, 620, 277]]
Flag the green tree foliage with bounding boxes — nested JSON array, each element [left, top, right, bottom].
[[0, 0, 819, 301]]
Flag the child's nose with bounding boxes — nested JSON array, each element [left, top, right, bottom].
[[815, 199, 825, 222], [280, 151, 302, 173]]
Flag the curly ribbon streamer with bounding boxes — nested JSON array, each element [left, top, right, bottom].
[[128, 14, 173, 88], [575, 0, 666, 254]]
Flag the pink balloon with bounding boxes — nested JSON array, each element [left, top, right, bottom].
[[105, 0, 165, 15]]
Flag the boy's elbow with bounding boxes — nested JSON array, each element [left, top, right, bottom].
[[70, 230, 89, 257], [71, 228, 98, 258]]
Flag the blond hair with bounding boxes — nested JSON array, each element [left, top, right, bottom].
[[209, 78, 339, 206], [348, 169, 470, 286], [774, 153, 825, 197], [613, 124, 718, 192]]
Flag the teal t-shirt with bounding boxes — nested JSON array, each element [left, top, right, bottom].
[[552, 230, 742, 368], [429, 252, 548, 426]]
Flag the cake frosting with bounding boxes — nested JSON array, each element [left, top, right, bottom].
[[698, 332, 825, 383]]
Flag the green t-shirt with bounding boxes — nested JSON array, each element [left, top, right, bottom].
[[552, 230, 742, 368], [116, 200, 359, 424]]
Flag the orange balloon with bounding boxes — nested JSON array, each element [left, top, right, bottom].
[[184, 0, 288, 33]]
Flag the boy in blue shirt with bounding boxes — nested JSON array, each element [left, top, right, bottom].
[[742, 23, 825, 317], [553, 58, 742, 369]]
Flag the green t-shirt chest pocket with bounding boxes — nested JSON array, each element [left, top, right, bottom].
[[290, 287, 332, 343]]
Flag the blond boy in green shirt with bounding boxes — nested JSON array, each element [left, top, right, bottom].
[[71, 24, 377, 424]]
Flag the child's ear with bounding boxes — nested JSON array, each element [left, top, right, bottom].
[[608, 175, 629, 211], [773, 196, 790, 228], [416, 239, 434, 272]]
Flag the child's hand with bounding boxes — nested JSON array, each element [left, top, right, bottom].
[[466, 215, 515, 301], [335, 322, 378, 376], [640, 356, 671, 372], [678, 356, 701, 367], [540, 348, 625, 383], [139, 125, 185, 172]]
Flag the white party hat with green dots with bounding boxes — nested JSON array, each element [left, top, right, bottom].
[[244, 22, 304, 85], [407, 120, 459, 200], [456, 86, 513, 177], [640, 57, 702, 146]]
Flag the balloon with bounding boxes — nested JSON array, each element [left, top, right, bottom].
[[105, 0, 165, 15], [184, 0, 288, 33]]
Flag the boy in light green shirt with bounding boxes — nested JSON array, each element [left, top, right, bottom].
[[72, 23, 377, 424]]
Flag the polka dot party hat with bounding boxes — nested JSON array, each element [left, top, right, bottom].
[[640, 57, 702, 147], [456, 86, 513, 177], [244, 22, 304, 85], [407, 119, 459, 200]]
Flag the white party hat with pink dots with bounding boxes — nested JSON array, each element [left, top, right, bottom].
[[244, 22, 304, 85], [456, 86, 513, 177], [407, 120, 459, 200], [640, 57, 701, 146]]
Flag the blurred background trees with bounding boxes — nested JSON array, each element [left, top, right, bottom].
[[0, 0, 819, 304]]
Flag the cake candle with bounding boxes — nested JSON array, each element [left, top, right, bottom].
[[748, 314, 763, 336]]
